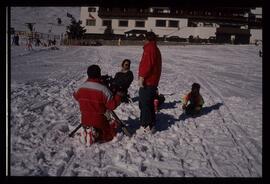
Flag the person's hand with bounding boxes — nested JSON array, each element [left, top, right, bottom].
[[138, 77, 144, 88]]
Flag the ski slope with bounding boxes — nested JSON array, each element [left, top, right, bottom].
[[10, 44, 262, 177]]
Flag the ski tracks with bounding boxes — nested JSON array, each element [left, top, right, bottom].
[[193, 74, 262, 176]]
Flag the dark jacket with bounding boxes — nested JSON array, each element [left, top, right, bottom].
[[112, 70, 134, 91]]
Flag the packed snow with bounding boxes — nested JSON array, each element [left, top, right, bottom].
[[10, 43, 262, 177]]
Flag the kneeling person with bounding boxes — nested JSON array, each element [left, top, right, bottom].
[[73, 65, 124, 146]]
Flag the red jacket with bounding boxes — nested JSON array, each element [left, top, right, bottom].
[[139, 41, 162, 87], [73, 79, 122, 128]]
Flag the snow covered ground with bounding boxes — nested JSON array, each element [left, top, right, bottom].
[[9, 44, 262, 177]]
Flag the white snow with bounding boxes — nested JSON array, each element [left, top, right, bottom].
[[9, 7, 262, 177], [10, 44, 262, 177]]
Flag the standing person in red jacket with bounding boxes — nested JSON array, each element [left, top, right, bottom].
[[73, 65, 124, 146], [138, 31, 162, 133]]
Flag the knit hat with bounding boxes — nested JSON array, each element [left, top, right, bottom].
[[87, 65, 101, 79]]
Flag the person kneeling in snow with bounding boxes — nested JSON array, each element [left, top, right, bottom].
[[73, 65, 124, 146], [182, 83, 204, 115]]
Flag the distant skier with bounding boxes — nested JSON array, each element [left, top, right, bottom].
[[14, 34, 20, 46], [26, 38, 33, 50], [259, 50, 263, 57], [111, 59, 134, 103], [73, 65, 124, 146], [182, 83, 204, 115]]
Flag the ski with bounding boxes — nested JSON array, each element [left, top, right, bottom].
[[68, 123, 82, 138], [110, 110, 132, 137]]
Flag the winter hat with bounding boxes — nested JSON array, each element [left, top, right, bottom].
[[87, 65, 101, 79], [145, 31, 157, 41], [192, 83, 200, 89]]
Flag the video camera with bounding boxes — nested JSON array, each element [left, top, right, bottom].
[[100, 74, 124, 94]]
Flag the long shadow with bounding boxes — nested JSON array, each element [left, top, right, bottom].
[[178, 102, 224, 121], [119, 114, 179, 134], [117, 117, 141, 135], [155, 113, 179, 132], [161, 100, 181, 110]]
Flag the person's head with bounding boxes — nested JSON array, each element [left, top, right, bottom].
[[191, 83, 200, 96], [87, 64, 101, 79], [145, 31, 157, 42], [121, 59, 131, 71]]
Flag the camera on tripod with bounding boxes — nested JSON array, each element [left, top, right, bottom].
[[101, 74, 124, 94]]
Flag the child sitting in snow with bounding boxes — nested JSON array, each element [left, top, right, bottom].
[[182, 83, 204, 115]]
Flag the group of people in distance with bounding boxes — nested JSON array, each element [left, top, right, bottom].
[[73, 31, 204, 146]]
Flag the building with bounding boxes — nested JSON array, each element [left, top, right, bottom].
[[80, 6, 262, 44]]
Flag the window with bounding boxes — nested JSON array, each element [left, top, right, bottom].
[[168, 20, 179, 28], [135, 21, 145, 27], [103, 20, 112, 27], [86, 19, 96, 26], [119, 20, 128, 27], [88, 7, 96, 12], [156, 20, 166, 27]]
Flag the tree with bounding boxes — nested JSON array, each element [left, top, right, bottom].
[[57, 18, 62, 25], [66, 18, 86, 39]]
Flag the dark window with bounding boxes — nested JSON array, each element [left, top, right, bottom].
[[88, 7, 96, 12], [135, 21, 145, 27], [86, 19, 96, 26], [103, 20, 112, 27], [168, 20, 179, 27], [119, 20, 128, 27], [156, 20, 166, 27]]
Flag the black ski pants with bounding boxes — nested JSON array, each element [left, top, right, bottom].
[[139, 86, 157, 128]]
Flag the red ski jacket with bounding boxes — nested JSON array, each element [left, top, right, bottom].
[[139, 41, 162, 87], [73, 79, 122, 128]]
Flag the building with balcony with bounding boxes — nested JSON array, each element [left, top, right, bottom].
[[80, 6, 262, 44]]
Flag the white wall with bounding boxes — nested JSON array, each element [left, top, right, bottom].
[[80, 7, 106, 34], [250, 29, 262, 44]]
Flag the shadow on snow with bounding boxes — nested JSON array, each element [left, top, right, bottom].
[[178, 102, 224, 122], [121, 101, 223, 134]]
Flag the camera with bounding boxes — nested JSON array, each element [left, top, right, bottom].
[[101, 75, 124, 94]]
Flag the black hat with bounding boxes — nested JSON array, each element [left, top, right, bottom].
[[145, 31, 157, 41], [192, 83, 200, 89], [87, 65, 101, 79]]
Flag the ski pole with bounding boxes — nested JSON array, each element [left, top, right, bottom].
[[110, 110, 132, 137], [69, 123, 82, 138]]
